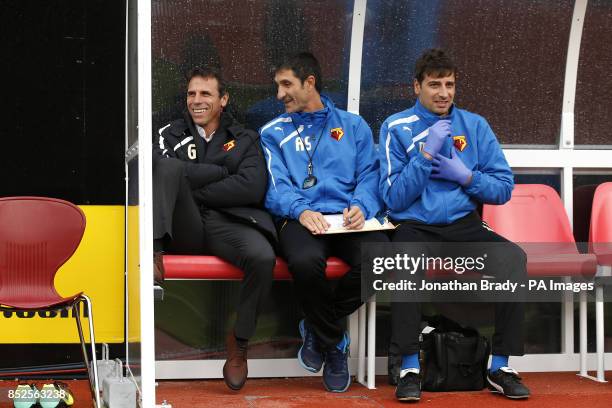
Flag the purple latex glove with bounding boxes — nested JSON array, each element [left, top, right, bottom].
[[423, 119, 451, 157], [431, 148, 473, 186]]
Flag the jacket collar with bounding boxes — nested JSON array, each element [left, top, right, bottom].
[[288, 94, 333, 127], [414, 99, 456, 127], [183, 111, 247, 138], [183, 111, 253, 162]]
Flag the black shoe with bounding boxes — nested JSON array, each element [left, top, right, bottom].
[[487, 367, 530, 399], [395, 370, 421, 402]]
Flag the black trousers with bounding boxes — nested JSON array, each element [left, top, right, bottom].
[[390, 211, 526, 356], [280, 220, 389, 349], [153, 158, 275, 340]]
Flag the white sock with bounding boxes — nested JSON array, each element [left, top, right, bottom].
[[400, 368, 420, 378]]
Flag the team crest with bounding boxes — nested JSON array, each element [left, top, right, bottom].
[[330, 127, 344, 141], [453, 135, 467, 152], [223, 140, 236, 152]]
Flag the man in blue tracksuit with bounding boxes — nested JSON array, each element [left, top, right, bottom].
[[380, 49, 529, 401], [260, 52, 388, 392]]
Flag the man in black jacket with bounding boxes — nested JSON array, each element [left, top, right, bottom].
[[153, 66, 277, 391]]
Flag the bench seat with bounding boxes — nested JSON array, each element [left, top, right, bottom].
[[162, 255, 350, 280]]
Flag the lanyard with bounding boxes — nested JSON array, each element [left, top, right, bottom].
[[291, 113, 329, 189]]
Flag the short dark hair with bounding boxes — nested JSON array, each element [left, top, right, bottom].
[[186, 66, 227, 96], [275, 52, 322, 93], [414, 48, 457, 83]]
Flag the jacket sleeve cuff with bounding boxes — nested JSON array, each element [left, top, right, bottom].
[[463, 170, 482, 195], [414, 152, 434, 169], [290, 203, 311, 220]]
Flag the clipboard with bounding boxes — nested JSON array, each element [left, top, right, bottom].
[[322, 214, 396, 234]]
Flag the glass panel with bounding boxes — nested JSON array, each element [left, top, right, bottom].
[[377, 302, 561, 357], [573, 173, 612, 352], [152, 0, 353, 132], [155, 282, 302, 360], [152, 0, 354, 360], [575, 0, 612, 147], [573, 173, 612, 243], [514, 171, 561, 194], [573, 303, 612, 353], [361, 0, 573, 146]]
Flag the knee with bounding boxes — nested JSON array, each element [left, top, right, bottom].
[[512, 244, 528, 279], [243, 245, 276, 279], [154, 157, 185, 180], [365, 231, 391, 243], [509, 243, 527, 267], [287, 251, 326, 282], [500, 242, 528, 279]]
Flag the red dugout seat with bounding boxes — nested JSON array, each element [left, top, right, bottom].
[[482, 184, 597, 277], [590, 182, 612, 265], [163, 255, 350, 280]]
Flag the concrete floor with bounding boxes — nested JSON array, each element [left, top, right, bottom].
[[1, 371, 611, 407], [156, 372, 612, 408]]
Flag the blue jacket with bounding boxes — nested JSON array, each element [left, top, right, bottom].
[[260, 96, 381, 220], [379, 100, 513, 224]]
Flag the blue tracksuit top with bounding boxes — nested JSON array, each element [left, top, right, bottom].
[[379, 100, 514, 224], [260, 95, 381, 220]]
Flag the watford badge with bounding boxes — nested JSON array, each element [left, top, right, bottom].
[[330, 127, 344, 141], [453, 135, 467, 152], [223, 140, 236, 152]]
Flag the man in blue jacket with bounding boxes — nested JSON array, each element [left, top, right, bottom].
[[380, 49, 529, 401], [260, 52, 388, 392]]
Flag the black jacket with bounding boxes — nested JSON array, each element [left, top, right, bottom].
[[153, 112, 278, 245]]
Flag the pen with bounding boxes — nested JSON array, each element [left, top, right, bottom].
[[346, 201, 352, 224]]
